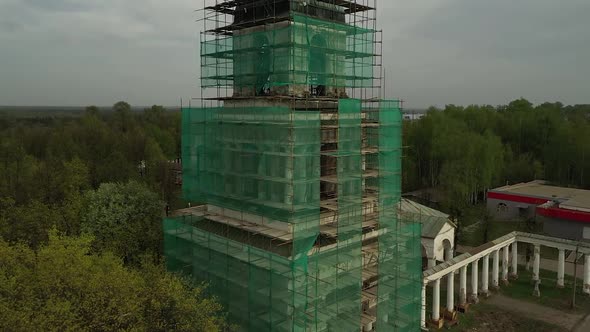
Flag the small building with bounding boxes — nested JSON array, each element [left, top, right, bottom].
[[402, 109, 428, 121], [487, 180, 590, 242], [400, 198, 456, 268]]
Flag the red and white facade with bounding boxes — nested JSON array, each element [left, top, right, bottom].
[[487, 181, 590, 242]]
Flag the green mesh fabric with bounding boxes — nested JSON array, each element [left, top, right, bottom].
[[168, 100, 422, 331], [163, 214, 312, 331], [374, 100, 422, 331], [165, 8, 422, 332], [333, 99, 363, 329], [313, 99, 363, 331], [201, 13, 375, 91], [168, 101, 366, 331], [170, 105, 323, 331], [182, 106, 321, 222]]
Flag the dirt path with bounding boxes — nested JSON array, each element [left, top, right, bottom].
[[485, 294, 584, 330], [573, 313, 590, 332]]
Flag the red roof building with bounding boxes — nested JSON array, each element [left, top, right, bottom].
[[487, 180, 590, 241]]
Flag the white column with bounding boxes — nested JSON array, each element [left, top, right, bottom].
[[471, 260, 479, 302], [511, 242, 518, 278], [492, 250, 499, 288], [447, 271, 455, 312], [481, 254, 489, 296], [421, 283, 427, 328], [584, 255, 590, 295], [532, 244, 540, 282], [557, 249, 565, 288], [432, 278, 441, 321], [502, 246, 509, 282], [459, 265, 467, 305]]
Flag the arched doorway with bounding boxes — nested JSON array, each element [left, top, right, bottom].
[[443, 238, 453, 261]]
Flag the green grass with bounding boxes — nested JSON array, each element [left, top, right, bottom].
[[459, 205, 486, 228], [444, 302, 568, 332], [424, 286, 567, 331], [458, 215, 547, 249], [459, 219, 523, 247], [498, 267, 590, 314], [426, 281, 567, 332], [423, 265, 588, 331], [426, 285, 581, 332], [426, 285, 572, 332]]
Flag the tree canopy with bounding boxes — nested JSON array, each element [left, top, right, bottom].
[[81, 181, 163, 265], [0, 103, 181, 248], [403, 100, 590, 219], [0, 231, 226, 332], [0, 103, 224, 330]]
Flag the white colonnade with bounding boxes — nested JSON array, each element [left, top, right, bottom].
[[421, 232, 590, 329]]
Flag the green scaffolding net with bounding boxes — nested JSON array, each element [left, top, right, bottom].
[[372, 100, 422, 331], [165, 6, 422, 331], [181, 105, 321, 223], [165, 100, 422, 331], [168, 101, 364, 331], [201, 13, 376, 96], [314, 99, 363, 330], [170, 105, 323, 331]]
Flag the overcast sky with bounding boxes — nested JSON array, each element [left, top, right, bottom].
[[1, 0, 589, 108]]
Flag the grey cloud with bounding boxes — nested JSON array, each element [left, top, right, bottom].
[[0, 20, 22, 33], [0, 0, 588, 108], [21, 0, 100, 12], [409, 0, 590, 58], [381, 0, 590, 107]]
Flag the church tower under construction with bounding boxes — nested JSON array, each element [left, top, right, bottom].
[[163, 1, 422, 331]]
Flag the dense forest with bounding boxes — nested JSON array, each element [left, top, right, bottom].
[[1, 99, 589, 330], [403, 99, 590, 219], [0, 103, 229, 331]]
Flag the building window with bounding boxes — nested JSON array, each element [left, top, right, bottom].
[[584, 227, 590, 240], [497, 203, 508, 213]]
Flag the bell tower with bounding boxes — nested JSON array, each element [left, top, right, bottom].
[[164, 1, 423, 331]]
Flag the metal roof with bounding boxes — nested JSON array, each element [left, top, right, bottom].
[[399, 198, 455, 239], [491, 180, 590, 213]]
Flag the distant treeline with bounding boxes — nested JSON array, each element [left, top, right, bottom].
[[1, 102, 181, 198], [403, 98, 590, 217], [0, 101, 184, 247]]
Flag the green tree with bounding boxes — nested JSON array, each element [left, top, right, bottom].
[[144, 105, 165, 124], [0, 200, 61, 248], [0, 138, 39, 204], [0, 231, 226, 332], [113, 101, 133, 132], [81, 181, 163, 265], [85, 105, 100, 117]]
